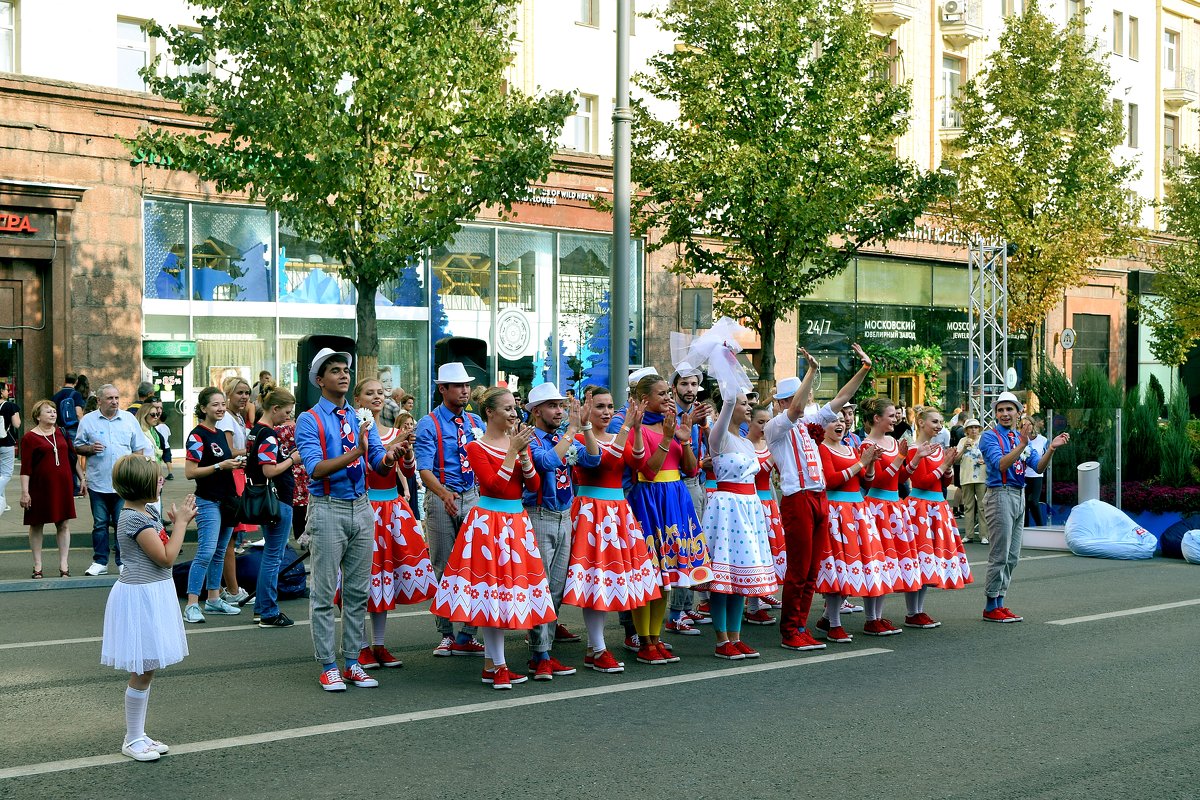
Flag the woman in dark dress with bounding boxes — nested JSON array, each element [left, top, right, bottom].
[[20, 399, 77, 578]]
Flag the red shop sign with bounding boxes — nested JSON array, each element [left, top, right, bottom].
[[0, 213, 39, 234]]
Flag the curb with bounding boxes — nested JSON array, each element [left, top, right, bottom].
[[0, 575, 119, 593]]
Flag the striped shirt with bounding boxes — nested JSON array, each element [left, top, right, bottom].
[[117, 508, 171, 586]]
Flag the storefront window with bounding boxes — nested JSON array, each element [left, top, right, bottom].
[[144, 200, 188, 300], [193, 316, 276, 391], [378, 319, 430, 416], [807, 260, 856, 303], [856, 258, 932, 306], [558, 232, 612, 389], [191, 204, 274, 301], [277, 317, 354, 392], [278, 221, 357, 305], [431, 225, 494, 343], [497, 229, 554, 391], [932, 265, 969, 308]]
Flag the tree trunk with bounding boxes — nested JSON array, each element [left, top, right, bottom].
[[756, 308, 777, 397], [355, 277, 380, 383]]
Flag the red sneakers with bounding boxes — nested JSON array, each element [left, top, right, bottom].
[[683, 610, 712, 625], [528, 658, 555, 681], [342, 663, 379, 688], [743, 609, 777, 625], [636, 644, 668, 665], [760, 595, 783, 608], [357, 647, 380, 669], [984, 607, 1021, 623], [780, 631, 827, 651], [733, 640, 760, 659], [998, 607, 1024, 622], [696, 601, 712, 616], [588, 650, 625, 673], [656, 642, 680, 663], [548, 656, 577, 676], [904, 613, 942, 629], [483, 665, 528, 688], [880, 618, 903, 634], [824, 625, 854, 643], [665, 618, 702, 636], [433, 636, 455, 657], [862, 619, 902, 636], [554, 624, 581, 642], [815, 616, 830, 632], [715, 641, 746, 660], [450, 637, 486, 656], [373, 645, 404, 667], [318, 666, 346, 692], [622, 634, 641, 653]]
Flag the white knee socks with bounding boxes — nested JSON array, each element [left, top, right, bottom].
[[481, 627, 506, 665], [125, 686, 149, 745], [825, 595, 843, 628], [582, 608, 606, 653]]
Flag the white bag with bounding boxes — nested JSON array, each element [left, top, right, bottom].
[[1064, 499, 1157, 560], [1181, 531, 1200, 565]]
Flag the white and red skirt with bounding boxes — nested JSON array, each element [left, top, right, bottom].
[[906, 489, 972, 590], [430, 496, 556, 630], [759, 490, 787, 582], [866, 489, 922, 593], [367, 487, 436, 611], [562, 487, 662, 611], [816, 490, 892, 597], [701, 483, 778, 597]]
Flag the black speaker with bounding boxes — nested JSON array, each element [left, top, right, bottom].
[[434, 336, 489, 385], [297, 334, 356, 411]]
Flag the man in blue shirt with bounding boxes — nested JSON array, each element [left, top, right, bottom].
[[296, 349, 404, 693], [522, 382, 600, 679], [415, 362, 486, 657], [978, 391, 1069, 624], [665, 362, 713, 635], [75, 384, 152, 576]]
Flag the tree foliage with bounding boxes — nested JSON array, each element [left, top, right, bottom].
[[1148, 148, 1200, 366], [946, 2, 1142, 342], [128, 0, 572, 368], [630, 0, 948, 387]]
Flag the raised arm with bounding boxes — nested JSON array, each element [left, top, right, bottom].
[[785, 348, 822, 423], [828, 343, 873, 414]]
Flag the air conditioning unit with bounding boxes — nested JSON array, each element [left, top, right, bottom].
[[942, 0, 965, 22]]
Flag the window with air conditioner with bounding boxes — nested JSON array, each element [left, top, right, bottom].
[[0, 0, 14, 73], [942, 0, 964, 21], [117, 18, 150, 91]]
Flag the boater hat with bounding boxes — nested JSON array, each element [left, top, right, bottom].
[[773, 376, 802, 400], [308, 347, 353, 388], [434, 362, 474, 385], [525, 383, 567, 411], [627, 366, 657, 387], [964, 418, 982, 429], [992, 391, 1024, 414], [670, 361, 703, 385]]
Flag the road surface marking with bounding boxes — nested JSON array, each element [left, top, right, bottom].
[[0, 647, 890, 780], [0, 610, 427, 651], [1045, 598, 1200, 626], [965, 553, 1070, 568]]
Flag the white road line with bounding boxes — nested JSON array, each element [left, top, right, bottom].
[[1045, 598, 1200, 626], [965, 552, 1070, 568], [0, 647, 889, 780], [0, 610, 428, 651]]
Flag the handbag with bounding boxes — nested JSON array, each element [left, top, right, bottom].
[[238, 480, 281, 525]]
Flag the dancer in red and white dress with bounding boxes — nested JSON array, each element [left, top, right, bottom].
[[430, 387, 555, 690], [353, 379, 436, 670], [903, 407, 972, 629], [563, 388, 660, 674], [859, 396, 921, 635], [813, 417, 888, 643], [743, 405, 784, 624]]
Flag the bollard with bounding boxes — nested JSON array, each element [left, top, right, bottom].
[[1077, 461, 1100, 504]]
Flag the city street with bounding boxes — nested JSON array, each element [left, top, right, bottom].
[[1, 539, 1197, 799]]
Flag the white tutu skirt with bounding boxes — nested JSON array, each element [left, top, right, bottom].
[[101, 579, 189, 674]]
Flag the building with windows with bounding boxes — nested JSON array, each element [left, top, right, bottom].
[[2, 0, 1198, 446]]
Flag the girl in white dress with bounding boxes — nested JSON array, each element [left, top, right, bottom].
[[701, 386, 780, 660], [100, 455, 196, 762]]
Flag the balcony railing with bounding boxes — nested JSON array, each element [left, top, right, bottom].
[[870, 0, 915, 31], [1164, 67, 1198, 108]]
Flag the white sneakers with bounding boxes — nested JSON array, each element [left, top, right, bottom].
[[220, 587, 250, 606], [121, 736, 168, 762], [84, 562, 108, 576]]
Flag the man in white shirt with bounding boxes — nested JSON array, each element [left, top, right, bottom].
[[766, 345, 872, 652]]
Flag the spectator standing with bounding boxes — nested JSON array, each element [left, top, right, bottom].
[[75, 385, 153, 576], [247, 387, 299, 628], [217, 375, 254, 605], [0, 383, 21, 514], [127, 382, 155, 414], [957, 419, 988, 544], [251, 370, 274, 416], [1024, 416, 1049, 527], [20, 399, 77, 577], [395, 411, 421, 519], [380, 380, 402, 429], [51, 373, 85, 441]]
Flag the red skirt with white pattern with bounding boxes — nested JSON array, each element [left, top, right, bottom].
[[865, 492, 923, 593], [429, 497, 556, 630], [562, 489, 662, 612], [759, 494, 787, 583], [905, 491, 972, 590], [816, 492, 893, 597], [367, 488, 437, 612]]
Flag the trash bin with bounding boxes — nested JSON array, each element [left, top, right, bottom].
[[1077, 461, 1101, 504]]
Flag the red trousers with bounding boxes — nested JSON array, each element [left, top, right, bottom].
[[779, 489, 829, 636]]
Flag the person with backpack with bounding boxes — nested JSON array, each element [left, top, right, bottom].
[[52, 373, 85, 494], [0, 383, 21, 515]]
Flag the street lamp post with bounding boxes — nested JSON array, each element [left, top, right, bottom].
[[612, 0, 632, 405]]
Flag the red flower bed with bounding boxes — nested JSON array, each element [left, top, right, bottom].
[[1052, 481, 1200, 514]]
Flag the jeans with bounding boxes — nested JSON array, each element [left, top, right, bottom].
[[308, 495, 374, 665], [0, 445, 13, 508], [187, 497, 235, 597], [254, 503, 294, 619], [90, 491, 125, 566]]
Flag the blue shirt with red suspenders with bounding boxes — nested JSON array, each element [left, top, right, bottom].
[[522, 427, 601, 511], [979, 424, 1042, 490], [414, 404, 483, 494], [295, 396, 388, 499]]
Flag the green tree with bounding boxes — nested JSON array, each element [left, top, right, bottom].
[[128, 0, 572, 375], [1148, 148, 1200, 367], [630, 0, 948, 388], [946, 2, 1142, 367]]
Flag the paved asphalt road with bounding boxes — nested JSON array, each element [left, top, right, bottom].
[[1, 549, 1197, 800]]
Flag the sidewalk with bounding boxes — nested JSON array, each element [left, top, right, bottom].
[[0, 463, 203, 587]]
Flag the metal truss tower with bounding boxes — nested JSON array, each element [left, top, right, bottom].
[[967, 236, 1009, 421]]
